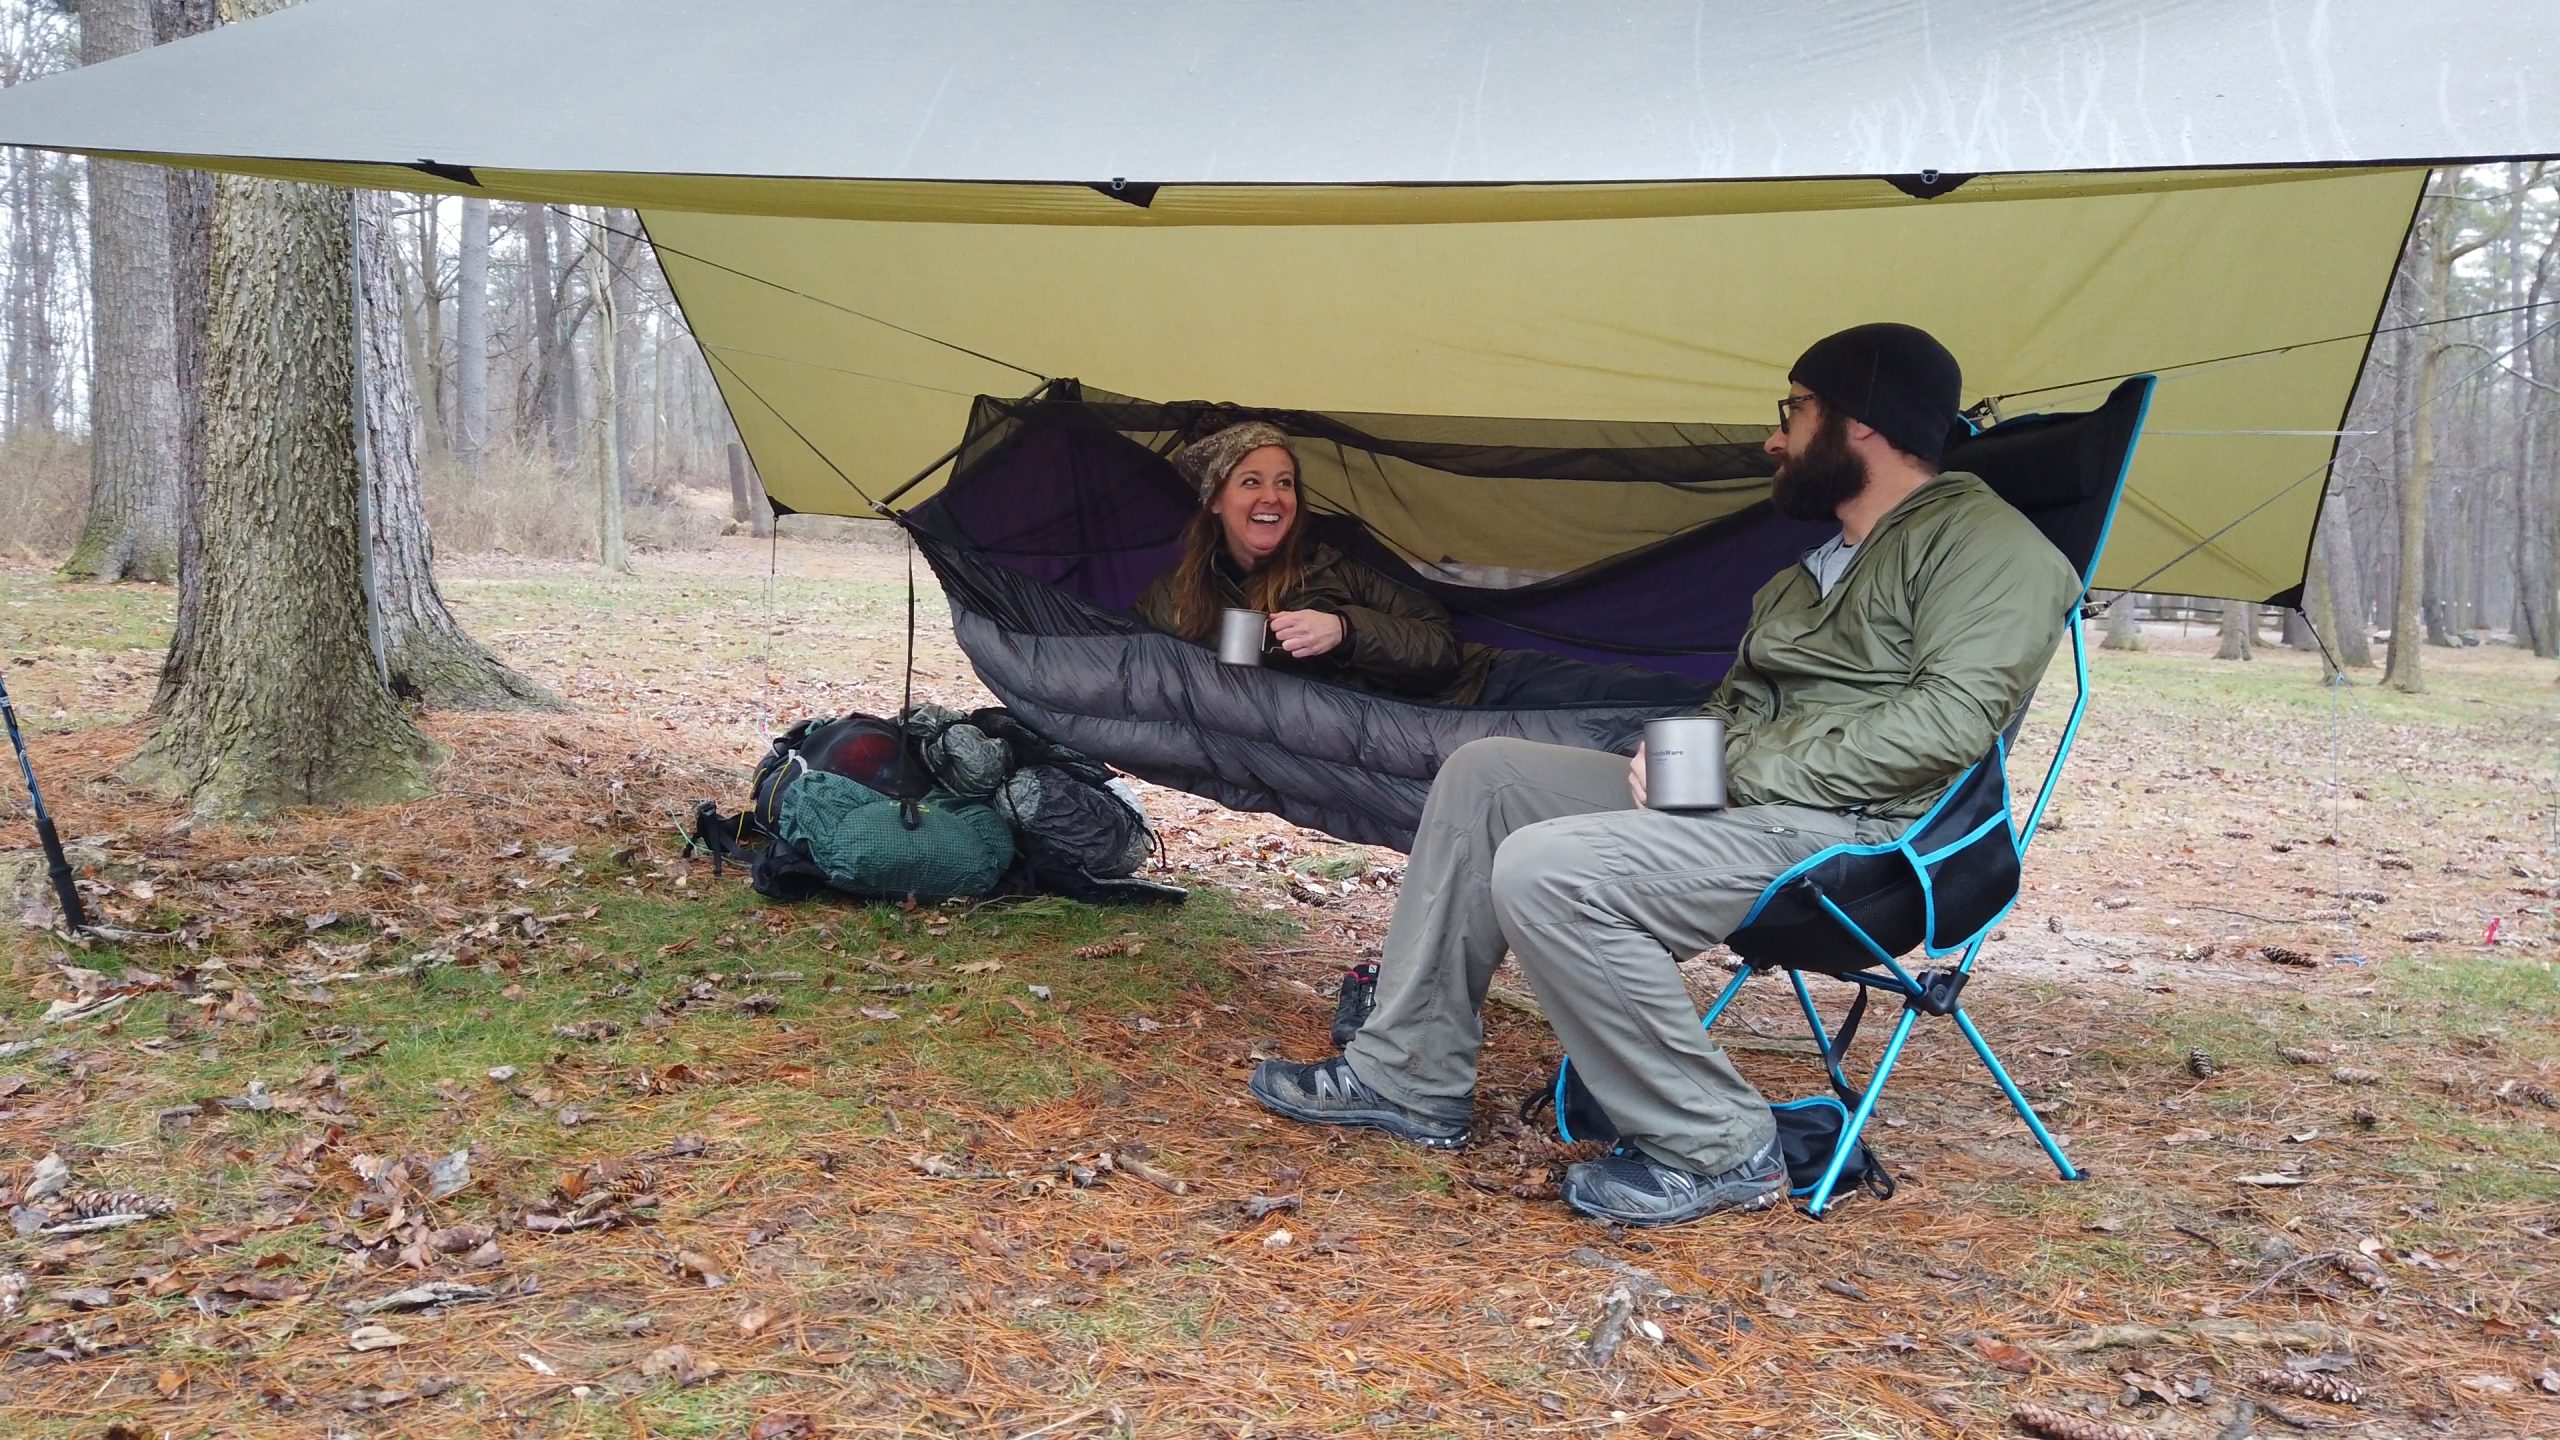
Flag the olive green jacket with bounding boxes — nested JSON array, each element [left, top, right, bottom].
[[1133, 542, 1485, 702], [1705, 471, 2082, 819]]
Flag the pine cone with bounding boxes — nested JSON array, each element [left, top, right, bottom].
[[2251, 1367, 2363, 1404], [2275, 1045, 2327, 1065], [2185, 1049, 2217, 1079], [2510, 1082, 2558, 1110], [2257, 945, 2316, 968], [63, 1188, 175, 1220], [2330, 1253, 2387, 1292], [2330, 1065, 2384, 1086], [1071, 939, 1134, 960], [2350, 1105, 2381, 1129], [2009, 1404, 2157, 1440]]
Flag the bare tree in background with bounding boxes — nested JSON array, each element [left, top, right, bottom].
[[61, 0, 178, 581], [2099, 590, 2144, 650], [581, 205, 627, 571], [2384, 179, 2514, 693], [2214, 600, 2254, 661], [356, 190, 558, 707], [450, 195, 488, 475], [129, 0, 431, 815]]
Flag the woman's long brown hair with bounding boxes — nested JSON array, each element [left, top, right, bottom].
[[1162, 472, 1314, 642]]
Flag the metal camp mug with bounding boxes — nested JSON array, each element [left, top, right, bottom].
[[1217, 607, 1272, 666], [1642, 715, 1728, 810]]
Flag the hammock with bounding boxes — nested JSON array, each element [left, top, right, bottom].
[[900, 381, 2150, 850]]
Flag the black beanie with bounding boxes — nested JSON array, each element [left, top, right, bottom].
[[1786, 323, 1963, 463]]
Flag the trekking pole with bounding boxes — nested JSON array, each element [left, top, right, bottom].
[[0, 669, 88, 933]]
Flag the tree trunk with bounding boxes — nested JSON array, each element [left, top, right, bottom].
[[129, 28, 435, 815], [2214, 602, 2254, 661], [730, 438, 772, 538], [62, 0, 180, 582], [394, 199, 447, 460], [355, 192, 561, 709], [520, 202, 562, 457], [2303, 535, 2347, 682], [414, 197, 447, 456], [724, 436, 755, 523], [2320, 488, 2374, 669], [149, 0, 219, 713], [2099, 591, 2144, 650], [606, 209, 643, 498], [583, 207, 629, 572], [451, 196, 489, 475], [2383, 180, 2515, 690], [2280, 607, 2317, 650], [2383, 241, 2454, 692]]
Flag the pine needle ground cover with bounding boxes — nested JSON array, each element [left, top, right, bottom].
[[2, 545, 2556, 1439]]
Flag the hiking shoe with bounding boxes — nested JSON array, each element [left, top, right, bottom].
[[1561, 1136, 1785, 1227], [1249, 1056, 1470, 1150], [1329, 962, 1379, 1048]]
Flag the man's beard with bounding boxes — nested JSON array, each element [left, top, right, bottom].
[[1770, 414, 1869, 522]]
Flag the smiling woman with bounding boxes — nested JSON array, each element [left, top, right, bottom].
[[1132, 419, 1486, 702]]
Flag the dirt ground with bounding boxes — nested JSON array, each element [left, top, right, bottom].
[[2, 539, 2557, 1440]]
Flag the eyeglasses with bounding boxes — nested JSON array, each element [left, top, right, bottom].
[[1775, 394, 1815, 432]]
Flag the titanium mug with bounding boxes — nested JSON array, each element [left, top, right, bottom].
[[1642, 715, 1728, 810], [1217, 607, 1273, 666]]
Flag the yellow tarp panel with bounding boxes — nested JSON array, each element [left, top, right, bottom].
[[650, 166, 2421, 600]]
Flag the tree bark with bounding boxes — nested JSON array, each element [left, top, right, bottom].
[[730, 438, 772, 538], [149, 0, 218, 712], [2307, 491, 2373, 673], [62, 0, 181, 582], [129, 16, 435, 816], [583, 207, 628, 572], [413, 197, 447, 456], [2384, 225, 2453, 691], [451, 196, 489, 475], [519, 202, 562, 457], [606, 209, 643, 497], [2099, 591, 2144, 650], [2214, 601, 2254, 661], [2384, 180, 2514, 692], [2279, 607, 2317, 650], [355, 192, 561, 709]]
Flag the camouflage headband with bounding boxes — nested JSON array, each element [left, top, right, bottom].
[[1172, 420, 1294, 503]]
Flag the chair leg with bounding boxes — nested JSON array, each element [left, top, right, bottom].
[[1805, 1007, 1919, 1217], [1951, 1005, 2083, 1182], [1697, 964, 1752, 1032], [1785, 970, 1856, 1100]]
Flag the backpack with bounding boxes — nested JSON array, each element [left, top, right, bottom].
[[1528, 1058, 1896, 1208], [690, 711, 1011, 903], [691, 708, 1181, 907], [906, 706, 1159, 883], [750, 713, 929, 833]]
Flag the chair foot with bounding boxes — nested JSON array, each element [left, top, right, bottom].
[[1950, 1005, 2081, 1181]]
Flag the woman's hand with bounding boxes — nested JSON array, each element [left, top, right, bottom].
[[1627, 741, 1647, 807], [1269, 609, 1347, 659]]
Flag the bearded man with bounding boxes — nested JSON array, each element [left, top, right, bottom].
[[1248, 323, 2084, 1227]]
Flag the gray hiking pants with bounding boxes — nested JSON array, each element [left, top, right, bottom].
[[1342, 737, 1905, 1175]]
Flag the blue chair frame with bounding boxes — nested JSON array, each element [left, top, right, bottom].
[[1705, 375, 2155, 1217]]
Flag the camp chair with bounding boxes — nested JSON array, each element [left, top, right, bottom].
[[1701, 375, 2156, 1217]]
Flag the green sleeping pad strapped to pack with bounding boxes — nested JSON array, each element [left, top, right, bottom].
[[772, 771, 1016, 901]]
